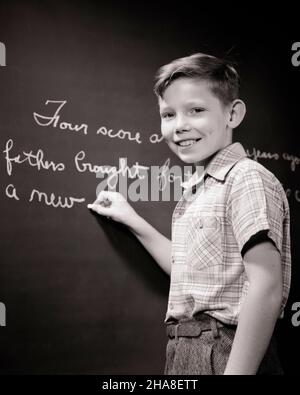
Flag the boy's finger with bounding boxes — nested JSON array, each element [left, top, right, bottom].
[[100, 198, 112, 207], [94, 192, 113, 205], [89, 198, 112, 208], [87, 203, 111, 216], [95, 191, 125, 204]]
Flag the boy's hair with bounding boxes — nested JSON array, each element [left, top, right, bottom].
[[154, 53, 240, 106]]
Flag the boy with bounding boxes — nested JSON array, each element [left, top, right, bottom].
[[88, 53, 291, 375]]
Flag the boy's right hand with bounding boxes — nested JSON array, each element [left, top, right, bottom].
[[87, 191, 138, 227]]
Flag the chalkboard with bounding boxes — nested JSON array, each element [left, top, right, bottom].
[[0, 0, 299, 374]]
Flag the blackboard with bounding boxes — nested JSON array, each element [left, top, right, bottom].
[[0, 0, 299, 374]]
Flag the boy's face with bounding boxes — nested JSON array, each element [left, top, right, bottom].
[[159, 77, 233, 167]]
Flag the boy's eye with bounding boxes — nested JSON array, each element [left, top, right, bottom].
[[161, 112, 174, 119], [190, 107, 204, 114]]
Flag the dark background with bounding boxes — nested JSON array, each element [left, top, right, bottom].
[[0, 0, 299, 374]]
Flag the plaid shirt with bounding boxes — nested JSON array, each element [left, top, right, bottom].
[[165, 142, 291, 325]]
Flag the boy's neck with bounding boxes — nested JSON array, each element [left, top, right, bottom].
[[195, 141, 234, 173]]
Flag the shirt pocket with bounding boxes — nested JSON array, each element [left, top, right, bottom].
[[185, 215, 223, 270]]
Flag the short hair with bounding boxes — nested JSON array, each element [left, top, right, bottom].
[[154, 52, 240, 106]]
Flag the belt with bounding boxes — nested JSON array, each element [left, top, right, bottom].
[[166, 314, 225, 340]]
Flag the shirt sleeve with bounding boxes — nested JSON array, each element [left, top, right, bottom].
[[227, 168, 285, 255], [241, 229, 276, 257]]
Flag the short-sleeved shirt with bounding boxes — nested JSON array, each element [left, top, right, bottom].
[[165, 142, 291, 326]]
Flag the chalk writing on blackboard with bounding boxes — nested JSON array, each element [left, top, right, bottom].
[[4, 139, 66, 176], [29, 188, 85, 208], [74, 152, 148, 178], [97, 126, 142, 144], [282, 153, 300, 172], [149, 133, 164, 144], [5, 183, 85, 208], [33, 99, 166, 145], [246, 147, 299, 172], [2, 99, 299, 209], [284, 187, 300, 203], [246, 147, 280, 161], [33, 100, 88, 135], [5, 184, 19, 201]]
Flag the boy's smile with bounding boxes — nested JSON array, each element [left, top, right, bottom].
[[159, 77, 233, 167]]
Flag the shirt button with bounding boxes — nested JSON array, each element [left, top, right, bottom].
[[198, 219, 203, 228], [169, 303, 174, 310]]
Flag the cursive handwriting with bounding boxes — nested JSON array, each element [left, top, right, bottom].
[[104, 158, 148, 189], [97, 126, 142, 144], [75, 151, 148, 179], [3, 139, 65, 176], [75, 151, 117, 175], [246, 147, 299, 172], [33, 100, 88, 135], [149, 133, 164, 144], [5, 184, 20, 200], [246, 147, 280, 162], [282, 152, 300, 172], [29, 188, 85, 208]]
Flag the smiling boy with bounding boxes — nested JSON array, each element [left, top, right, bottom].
[[88, 53, 291, 375]]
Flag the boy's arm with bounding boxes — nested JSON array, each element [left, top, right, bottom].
[[223, 239, 283, 375], [127, 214, 172, 275], [88, 191, 172, 275]]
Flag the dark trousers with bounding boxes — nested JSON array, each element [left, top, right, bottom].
[[164, 313, 283, 375]]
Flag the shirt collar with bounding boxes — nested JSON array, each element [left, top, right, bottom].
[[181, 142, 247, 189]]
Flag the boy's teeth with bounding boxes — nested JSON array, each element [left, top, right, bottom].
[[178, 139, 198, 147]]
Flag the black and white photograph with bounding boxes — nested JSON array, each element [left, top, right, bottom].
[[0, 0, 299, 383]]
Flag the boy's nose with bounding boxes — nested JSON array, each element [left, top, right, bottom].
[[175, 115, 191, 133]]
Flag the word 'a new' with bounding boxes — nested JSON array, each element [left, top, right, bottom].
[[5, 184, 85, 209]]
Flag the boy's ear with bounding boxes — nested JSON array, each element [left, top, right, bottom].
[[228, 99, 246, 129]]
